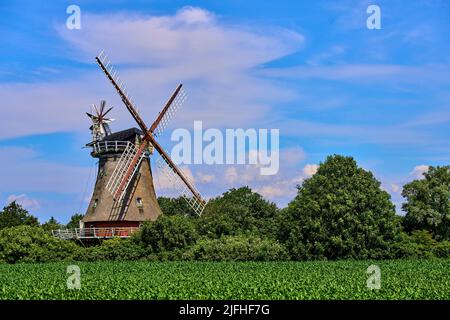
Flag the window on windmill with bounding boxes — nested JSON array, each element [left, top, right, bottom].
[[136, 197, 143, 208], [93, 199, 98, 208]]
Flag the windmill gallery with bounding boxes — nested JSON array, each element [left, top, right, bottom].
[[53, 51, 206, 240]]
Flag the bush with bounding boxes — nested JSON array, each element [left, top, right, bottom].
[[391, 230, 449, 259], [0, 225, 79, 263], [75, 238, 146, 261], [136, 215, 198, 253], [182, 235, 288, 261], [433, 241, 450, 258]]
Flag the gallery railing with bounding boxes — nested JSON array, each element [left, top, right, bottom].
[[52, 227, 139, 239]]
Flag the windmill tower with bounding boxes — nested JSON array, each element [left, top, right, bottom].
[[82, 101, 162, 230], [73, 52, 206, 238]]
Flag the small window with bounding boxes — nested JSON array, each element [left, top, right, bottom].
[[93, 199, 98, 208], [98, 167, 105, 178], [136, 197, 143, 208]]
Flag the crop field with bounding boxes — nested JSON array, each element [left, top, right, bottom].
[[0, 259, 449, 299]]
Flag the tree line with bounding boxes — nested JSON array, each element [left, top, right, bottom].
[[0, 155, 449, 263]]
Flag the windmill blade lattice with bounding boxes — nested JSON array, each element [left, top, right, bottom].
[[96, 51, 145, 129], [106, 142, 146, 201], [155, 155, 206, 216], [153, 87, 186, 137]]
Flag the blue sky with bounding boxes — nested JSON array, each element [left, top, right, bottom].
[[1, 0, 449, 223]]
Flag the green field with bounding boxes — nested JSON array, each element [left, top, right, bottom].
[[0, 259, 449, 299]]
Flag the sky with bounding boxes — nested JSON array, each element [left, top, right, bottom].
[[0, 0, 449, 223]]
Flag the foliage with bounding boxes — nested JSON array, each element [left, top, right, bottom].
[[75, 238, 146, 261], [0, 259, 449, 299], [136, 215, 198, 253], [41, 217, 64, 233], [157, 197, 194, 216], [0, 225, 79, 263], [391, 230, 450, 259], [66, 213, 84, 229], [402, 166, 450, 241], [0, 202, 39, 230], [280, 155, 401, 260], [199, 187, 279, 239], [182, 235, 288, 261]]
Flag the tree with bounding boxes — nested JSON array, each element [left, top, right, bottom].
[[157, 197, 194, 216], [198, 187, 279, 239], [66, 213, 84, 229], [280, 155, 400, 260], [41, 217, 64, 233], [136, 215, 198, 253], [402, 166, 450, 241], [0, 202, 39, 230]]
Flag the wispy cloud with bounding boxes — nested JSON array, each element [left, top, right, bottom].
[[6, 194, 40, 211], [0, 7, 304, 140]]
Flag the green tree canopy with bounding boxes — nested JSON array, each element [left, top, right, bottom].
[[41, 217, 64, 232], [402, 166, 450, 241], [0, 202, 39, 230], [198, 186, 279, 238], [136, 215, 198, 253], [66, 213, 84, 229], [157, 197, 194, 216], [280, 155, 400, 260], [0, 225, 79, 263]]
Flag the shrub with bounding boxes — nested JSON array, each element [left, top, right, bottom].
[[0, 225, 79, 263], [182, 235, 288, 261], [136, 215, 198, 253], [433, 241, 450, 258], [75, 238, 146, 261], [391, 230, 447, 259]]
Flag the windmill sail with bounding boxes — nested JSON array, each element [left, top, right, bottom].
[[106, 141, 146, 202], [150, 84, 186, 137], [96, 51, 206, 215], [155, 155, 206, 215]]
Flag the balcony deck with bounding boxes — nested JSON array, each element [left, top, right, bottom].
[[52, 227, 139, 240], [90, 141, 130, 156]]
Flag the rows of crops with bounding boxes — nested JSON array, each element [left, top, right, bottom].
[[0, 259, 449, 299]]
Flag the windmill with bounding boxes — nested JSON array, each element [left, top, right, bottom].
[[52, 52, 207, 240]]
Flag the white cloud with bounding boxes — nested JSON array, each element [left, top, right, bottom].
[[302, 164, 319, 177], [197, 172, 215, 183], [410, 165, 429, 179], [59, 7, 304, 69], [390, 183, 401, 193], [0, 7, 304, 140], [7, 194, 40, 211], [225, 166, 238, 184]]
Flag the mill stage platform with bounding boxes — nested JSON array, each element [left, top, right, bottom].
[[52, 227, 139, 239]]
